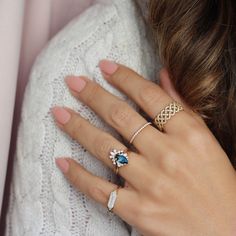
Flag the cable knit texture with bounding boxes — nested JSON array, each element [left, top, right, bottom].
[[5, 0, 160, 235]]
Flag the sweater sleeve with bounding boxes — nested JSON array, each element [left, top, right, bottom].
[[5, 1, 158, 235]]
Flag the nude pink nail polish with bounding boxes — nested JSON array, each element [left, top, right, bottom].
[[51, 107, 71, 125], [99, 59, 118, 75], [56, 158, 69, 173], [65, 76, 86, 93]]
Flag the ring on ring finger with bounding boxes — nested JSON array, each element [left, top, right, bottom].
[[109, 148, 130, 175]]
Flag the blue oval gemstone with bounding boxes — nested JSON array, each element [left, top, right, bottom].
[[115, 154, 128, 165]]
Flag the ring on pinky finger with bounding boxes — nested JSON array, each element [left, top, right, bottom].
[[107, 185, 122, 212], [55, 157, 135, 220]]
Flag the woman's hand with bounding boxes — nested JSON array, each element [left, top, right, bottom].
[[51, 60, 236, 236]]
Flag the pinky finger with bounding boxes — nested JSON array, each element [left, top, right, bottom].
[[55, 157, 138, 225]]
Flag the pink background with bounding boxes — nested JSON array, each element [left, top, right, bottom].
[[0, 0, 97, 230]]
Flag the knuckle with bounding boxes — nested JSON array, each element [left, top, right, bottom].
[[141, 177, 157, 195], [66, 115, 83, 140], [134, 198, 158, 230], [84, 82, 100, 105], [147, 177, 164, 197], [110, 102, 132, 128], [184, 121, 206, 145], [136, 202, 162, 235], [133, 206, 145, 224], [138, 166, 163, 197], [139, 202, 155, 222], [140, 84, 163, 106], [160, 151, 180, 177], [111, 67, 131, 85], [129, 195, 145, 222], [94, 133, 113, 160], [70, 172, 81, 187], [144, 174, 172, 203], [87, 181, 107, 203]]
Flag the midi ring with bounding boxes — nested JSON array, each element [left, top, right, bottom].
[[129, 122, 152, 144], [107, 185, 122, 212], [153, 101, 184, 132], [109, 149, 129, 175]]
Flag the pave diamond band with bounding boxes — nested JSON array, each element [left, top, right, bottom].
[[129, 121, 152, 144]]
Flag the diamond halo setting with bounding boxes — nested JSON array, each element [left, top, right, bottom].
[[109, 149, 129, 168]]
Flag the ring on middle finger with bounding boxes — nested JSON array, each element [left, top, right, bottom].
[[109, 149, 130, 175]]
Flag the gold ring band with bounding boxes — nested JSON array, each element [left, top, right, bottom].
[[153, 101, 184, 132], [129, 122, 152, 144]]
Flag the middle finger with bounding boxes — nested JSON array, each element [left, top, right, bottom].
[[64, 75, 165, 155]]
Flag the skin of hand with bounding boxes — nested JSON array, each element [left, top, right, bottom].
[[51, 59, 236, 236]]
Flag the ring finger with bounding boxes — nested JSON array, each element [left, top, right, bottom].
[[51, 107, 149, 189]]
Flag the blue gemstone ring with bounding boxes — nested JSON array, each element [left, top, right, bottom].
[[109, 149, 129, 175]]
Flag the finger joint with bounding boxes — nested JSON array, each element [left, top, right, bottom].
[[110, 67, 130, 85], [110, 102, 132, 129], [84, 82, 100, 106], [140, 85, 163, 107], [65, 115, 84, 140], [94, 133, 113, 160], [88, 182, 108, 204]]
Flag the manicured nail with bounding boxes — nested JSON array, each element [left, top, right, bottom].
[[56, 158, 69, 173], [99, 60, 118, 75], [51, 107, 71, 125], [65, 76, 86, 93]]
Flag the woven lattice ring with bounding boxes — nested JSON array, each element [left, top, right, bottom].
[[153, 101, 184, 132]]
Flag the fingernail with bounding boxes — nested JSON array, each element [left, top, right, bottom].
[[51, 107, 71, 125], [65, 76, 86, 93], [99, 60, 118, 75], [56, 158, 69, 173]]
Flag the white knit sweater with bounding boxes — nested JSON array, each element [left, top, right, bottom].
[[5, 0, 160, 235]]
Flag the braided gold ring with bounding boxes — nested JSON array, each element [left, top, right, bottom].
[[153, 101, 184, 132]]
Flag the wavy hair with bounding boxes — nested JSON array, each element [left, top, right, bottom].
[[147, 0, 236, 167]]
